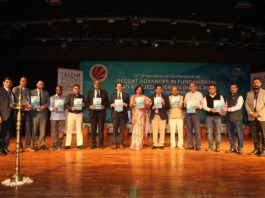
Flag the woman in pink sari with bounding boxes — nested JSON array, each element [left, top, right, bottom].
[[130, 85, 151, 150]]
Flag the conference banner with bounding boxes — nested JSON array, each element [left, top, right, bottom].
[[80, 62, 250, 123]]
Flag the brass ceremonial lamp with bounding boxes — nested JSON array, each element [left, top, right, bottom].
[[2, 87, 33, 186]]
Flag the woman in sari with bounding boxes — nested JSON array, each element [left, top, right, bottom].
[[130, 85, 151, 150]]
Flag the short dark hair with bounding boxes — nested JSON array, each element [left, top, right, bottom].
[[3, 76, 12, 82], [252, 77, 261, 83], [154, 84, 163, 90], [116, 82, 123, 87], [73, 84, 80, 88], [20, 76, 28, 81], [208, 83, 216, 88], [230, 83, 238, 88], [134, 85, 144, 94], [56, 85, 63, 90]]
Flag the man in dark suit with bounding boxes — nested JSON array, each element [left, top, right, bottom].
[[0, 77, 14, 156], [150, 84, 170, 149], [12, 76, 33, 152], [110, 82, 130, 149], [31, 80, 50, 151], [86, 80, 109, 149]]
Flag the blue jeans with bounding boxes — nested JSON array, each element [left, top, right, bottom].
[[206, 116, 222, 149], [227, 120, 244, 150]]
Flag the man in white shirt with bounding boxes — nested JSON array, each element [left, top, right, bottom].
[[203, 84, 225, 152], [168, 86, 184, 149], [184, 82, 203, 151], [223, 83, 244, 154]]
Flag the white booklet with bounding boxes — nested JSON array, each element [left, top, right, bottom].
[[213, 100, 222, 112], [93, 98, 102, 110], [31, 96, 40, 111], [171, 96, 179, 108], [74, 98, 83, 110], [187, 101, 196, 113], [154, 97, 162, 109], [115, 99, 123, 112], [55, 99, 64, 112], [135, 97, 144, 108]]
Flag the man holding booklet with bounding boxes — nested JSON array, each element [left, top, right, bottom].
[[184, 82, 204, 151], [110, 82, 130, 149], [31, 80, 50, 151], [86, 80, 109, 149], [203, 83, 225, 152], [64, 84, 86, 149], [49, 85, 66, 150], [150, 84, 170, 149], [169, 86, 184, 149]]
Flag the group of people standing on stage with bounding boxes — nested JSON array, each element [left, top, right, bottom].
[[0, 76, 265, 157]]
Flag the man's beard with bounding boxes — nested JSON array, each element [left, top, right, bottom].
[[253, 86, 260, 92]]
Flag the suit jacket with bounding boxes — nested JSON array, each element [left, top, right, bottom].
[[245, 88, 265, 121], [31, 89, 50, 114], [110, 92, 130, 120], [86, 89, 109, 119], [12, 85, 31, 104], [0, 87, 14, 121], [150, 93, 170, 120]]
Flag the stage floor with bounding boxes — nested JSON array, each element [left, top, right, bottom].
[[1, 134, 265, 197]]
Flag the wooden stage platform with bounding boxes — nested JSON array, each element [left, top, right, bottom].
[[1, 133, 265, 197]]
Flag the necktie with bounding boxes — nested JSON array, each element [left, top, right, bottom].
[[254, 91, 259, 112], [39, 90, 42, 105], [97, 90, 100, 98], [8, 90, 13, 106], [118, 92, 121, 99]]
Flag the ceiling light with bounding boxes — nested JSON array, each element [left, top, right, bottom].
[[235, 0, 252, 9], [46, 0, 62, 6]]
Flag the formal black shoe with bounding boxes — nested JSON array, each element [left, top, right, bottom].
[[259, 150, 265, 157], [51, 145, 57, 150], [4, 149, 14, 155], [186, 147, 194, 150], [98, 145, 104, 149], [0, 151, 6, 156], [226, 148, 237, 153], [77, 145, 85, 149], [205, 147, 213, 151], [195, 147, 201, 151], [33, 146, 39, 152], [40, 145, 48, 150], [159, 146, 165, 150], [57, 146, 62, 150], [64, 146, 71, 150], [249, 149, 260, 155], [91, 145, 97, 149], [152, 146, 158, 149], [237, 150, 243, 155]]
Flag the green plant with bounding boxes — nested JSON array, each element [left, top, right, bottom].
[[186, 190, 212, 198], [129, 183, 139, 198]]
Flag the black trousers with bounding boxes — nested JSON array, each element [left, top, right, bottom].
[[112, 113, 126, 145], [249, 119, 265, 149], [90, 111, 105, 147], [0, 114, 13, 151]]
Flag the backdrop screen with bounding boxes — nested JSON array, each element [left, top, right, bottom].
[[80, 61, 250, 123]]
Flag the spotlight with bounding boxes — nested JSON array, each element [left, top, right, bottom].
[[152, 40, 159, 48], [46, 0, 63, 6]]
